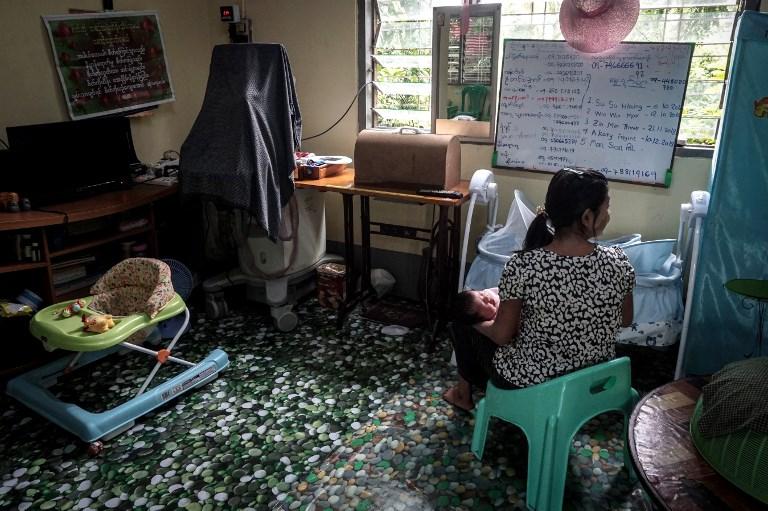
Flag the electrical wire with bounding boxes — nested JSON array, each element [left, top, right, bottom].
[[301, 81, 374, 143]]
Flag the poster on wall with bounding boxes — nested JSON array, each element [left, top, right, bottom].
[[43, 11, 175, 120]]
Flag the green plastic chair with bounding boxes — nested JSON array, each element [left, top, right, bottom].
[[471, 357, 639, 511], [454, 84, 488, 120]]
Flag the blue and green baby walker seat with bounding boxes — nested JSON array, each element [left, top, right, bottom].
[[6, 258, 229, 451]]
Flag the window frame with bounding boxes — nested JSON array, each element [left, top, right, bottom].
[[358, 0, 374, 132], [431, 3, 501, 144], [362, 0, 747, 152]]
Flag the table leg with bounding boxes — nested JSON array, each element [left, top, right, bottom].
[[360, 196, 372, 293], [451, 204, 461, 295], [338, 194, 355, 329], [428, 205, 451, 351]]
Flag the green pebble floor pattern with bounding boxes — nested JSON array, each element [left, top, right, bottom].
[[0, 300, 654, 510]]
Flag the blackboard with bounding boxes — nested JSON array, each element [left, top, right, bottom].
[[43, 11, 175, 120], [493, 40, 694, 186]]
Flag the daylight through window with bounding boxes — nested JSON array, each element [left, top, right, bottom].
[[370, 0, 739, 145]]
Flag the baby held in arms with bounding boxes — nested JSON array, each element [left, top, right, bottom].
[[443, 167, 635, 414], [453, 288, 500, 325]]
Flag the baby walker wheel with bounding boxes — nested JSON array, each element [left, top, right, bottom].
[[87, 441, 104, 456]]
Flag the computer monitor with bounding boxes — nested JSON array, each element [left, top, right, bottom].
[[5, 116, 140, 205]]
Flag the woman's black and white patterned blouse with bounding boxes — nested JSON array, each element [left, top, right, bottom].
[[494, 245, 635, 387]]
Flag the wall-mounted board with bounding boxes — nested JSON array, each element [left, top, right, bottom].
[[43, 11, 175, 120], [493, 40, 694, 186]]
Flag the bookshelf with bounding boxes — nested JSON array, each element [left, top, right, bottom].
[[0, 184, 177, 304]]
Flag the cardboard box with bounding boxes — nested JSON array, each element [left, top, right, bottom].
[[353, 129, 461, 190]]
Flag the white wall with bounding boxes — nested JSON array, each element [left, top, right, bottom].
[[0, 0, 715, 259], [0, 0, 218, 164]]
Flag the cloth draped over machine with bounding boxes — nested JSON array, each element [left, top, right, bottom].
[[181, 43, 301, 241], [180, 43, 337, 331]]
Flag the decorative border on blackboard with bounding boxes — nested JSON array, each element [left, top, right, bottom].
[[42, 10, 176, 120]]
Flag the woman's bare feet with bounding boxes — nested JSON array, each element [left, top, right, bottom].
[[443, 384, 474, 413]]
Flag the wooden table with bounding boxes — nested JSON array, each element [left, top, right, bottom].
[[628, 378, 765, 510], [296, 169, 470, 344], [0, 184, 177, 231], [0, 184, 177, 303]]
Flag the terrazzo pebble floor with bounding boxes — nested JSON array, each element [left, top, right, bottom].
[[0, 299, 665, 511]]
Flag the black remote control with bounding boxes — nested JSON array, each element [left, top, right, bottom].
[[418, 189, 463, 199]]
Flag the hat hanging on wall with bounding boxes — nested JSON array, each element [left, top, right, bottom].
[[560, 0, 640, 54]]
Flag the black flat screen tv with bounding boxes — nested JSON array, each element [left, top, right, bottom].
[[5, 116, 141, 206]]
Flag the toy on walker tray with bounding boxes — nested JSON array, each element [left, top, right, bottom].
[[6, 258, 229, 453], [82, 313, 115, 333]]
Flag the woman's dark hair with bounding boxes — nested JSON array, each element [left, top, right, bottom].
[[452, 290, 483, 324], [523, 167, 608, 250]]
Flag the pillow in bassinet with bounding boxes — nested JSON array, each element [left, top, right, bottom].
[[89, 258, 174, 318]]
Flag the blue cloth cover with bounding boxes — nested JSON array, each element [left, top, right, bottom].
[[684, 12, 768, 374]]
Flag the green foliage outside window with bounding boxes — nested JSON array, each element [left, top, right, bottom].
[[371, 1, 738, 144]]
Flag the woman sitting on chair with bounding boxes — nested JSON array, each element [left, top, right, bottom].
[[444, 168, 635, 412]]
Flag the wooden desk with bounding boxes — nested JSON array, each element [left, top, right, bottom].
[[0, 184, 177, 303], [628, 378, 765, 510], [296, 169, 470, 343], [0, 184, 177, 231]]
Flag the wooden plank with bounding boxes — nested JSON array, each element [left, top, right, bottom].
[[295, 168, 470, 206], [49, 225, 151, 258], [0, 210, 62, 231], [435, 118, 491, 139], [55, 184, 177, 224], [0, 184, 177, 231], [0, 261, 48, 274]]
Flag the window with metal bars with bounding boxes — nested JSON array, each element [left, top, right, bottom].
[[366, 0, 740, 145], [447, 14, 495, 85]]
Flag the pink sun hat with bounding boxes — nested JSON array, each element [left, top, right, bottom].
[[560, 0, 640, 54]]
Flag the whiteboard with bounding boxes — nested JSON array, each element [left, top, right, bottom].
[[493, 40, 694, 186]]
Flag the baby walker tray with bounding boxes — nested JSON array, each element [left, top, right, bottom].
[[30, 295, 186, 352], [7, 291, 229, 448]]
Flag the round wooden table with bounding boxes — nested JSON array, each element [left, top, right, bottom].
[[628, 378, 765, 510]]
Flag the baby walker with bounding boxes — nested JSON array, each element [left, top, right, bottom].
[[6, 259, 229, 453]]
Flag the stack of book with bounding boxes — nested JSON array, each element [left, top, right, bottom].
[[52, 256, 98, 295]]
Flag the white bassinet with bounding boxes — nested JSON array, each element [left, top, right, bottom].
[[463, 189, 683, 347], [463, 190, 536, 292]]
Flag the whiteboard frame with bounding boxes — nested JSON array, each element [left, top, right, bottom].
[[492, 39, 695, 187]]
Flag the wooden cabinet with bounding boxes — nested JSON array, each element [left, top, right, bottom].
[[0, 184, 177, 305]]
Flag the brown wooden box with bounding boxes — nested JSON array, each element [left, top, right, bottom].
[[353, 129, 461, 190], [296, 164, 346, 181]]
